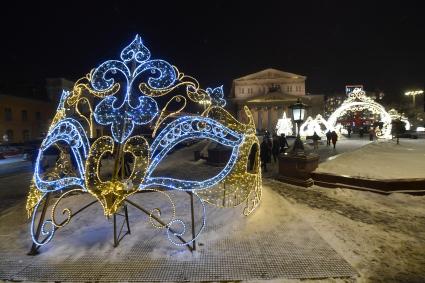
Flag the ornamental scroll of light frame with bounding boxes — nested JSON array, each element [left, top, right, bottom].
[[327, 88, 392, 139], [26, 35, 262, 255]]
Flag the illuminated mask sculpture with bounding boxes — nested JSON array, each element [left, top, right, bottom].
[[26, 35, 261, 250]]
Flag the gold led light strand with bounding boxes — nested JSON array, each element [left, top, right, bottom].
[[75, 97, 94, 138], [27, 35, 262, 249], [152, 95, 187, 137]]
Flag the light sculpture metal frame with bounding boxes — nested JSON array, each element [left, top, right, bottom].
[[26, 35, 262, 254], [299, 114, 331, 138], [274, 88, 392, 139], [327, 88, 392, 139]]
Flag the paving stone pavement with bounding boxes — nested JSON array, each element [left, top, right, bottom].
[[0, 185, 357, 282]]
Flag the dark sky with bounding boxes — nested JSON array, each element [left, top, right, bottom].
[[0, 1, 423, 98]]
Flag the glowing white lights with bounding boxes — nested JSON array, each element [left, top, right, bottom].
[[327, 88, 392, 139], [27, 35, 262, 250], [275, 112, 293, 136], [299, 114, 331, 137]]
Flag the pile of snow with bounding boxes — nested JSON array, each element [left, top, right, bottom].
[[315, 139, 425, 179]]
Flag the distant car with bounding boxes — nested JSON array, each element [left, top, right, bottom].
[[0, 146, 20, 157]]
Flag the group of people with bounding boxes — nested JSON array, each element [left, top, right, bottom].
[[325, 130, 338, 149], [258, 132, 289, 172], [311, 130, 339, 150], [257, 129, 341, 172], [356, 126, 376, 141]]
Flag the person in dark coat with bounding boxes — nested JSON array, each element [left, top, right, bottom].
[[260, 139, 270, 172], [248, 143, 258, 171], [312, 132, 320, 149], [279, 134, 289, 153], [331, 131, 338, 149], [347, 126, 352, 138], [272, 134, 280, 163], [369, 127, 375, 141], [326, 130, 332, 146]]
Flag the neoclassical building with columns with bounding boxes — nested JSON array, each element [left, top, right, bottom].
[[229, 68, 324, 134]]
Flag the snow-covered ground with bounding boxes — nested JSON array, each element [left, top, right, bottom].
[[315, 139, 425, 179], [1, 139, 425, 282], [267, 179, 425, 282]]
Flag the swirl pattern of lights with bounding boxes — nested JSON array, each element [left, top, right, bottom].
[[26, 35, 261, 249]]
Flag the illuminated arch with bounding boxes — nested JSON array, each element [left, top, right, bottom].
[[327, 88, 392, 139], [299, 114, 332, 137]]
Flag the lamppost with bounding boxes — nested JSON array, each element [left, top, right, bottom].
[[289, 98, 308, 153], [277, 98, 319, 187], [405, 90, 424, 107]]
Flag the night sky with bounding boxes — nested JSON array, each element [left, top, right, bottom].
[[0, 1, 423, 99]]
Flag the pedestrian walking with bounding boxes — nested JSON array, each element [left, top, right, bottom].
[[272, 134, 280, 163], [369, 127, 375, 141], [359, 127, 364, 138], [260, 138, 270, 172], [248, 143, 258, 171], [347, 126, 352, 138], [312, 131, 320, 149], [326, 130, 332, 146], [279, 134, 289, 153], [331, 131, 338, 149]]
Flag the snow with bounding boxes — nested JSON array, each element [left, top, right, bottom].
[[1, 138, 425, 281], [315, 139, 425, 179], [267, 179, 425, 282]]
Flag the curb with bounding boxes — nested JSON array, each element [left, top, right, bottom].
[[311, 172, 425, 195]]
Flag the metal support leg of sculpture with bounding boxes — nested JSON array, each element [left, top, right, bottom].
[[125, 197, 196, 252], [113, 204, 131, 248], [28, 193, 51, 255], [190, 191, 196, 251]]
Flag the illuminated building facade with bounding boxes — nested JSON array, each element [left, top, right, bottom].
[[230, 68, 324, 133]]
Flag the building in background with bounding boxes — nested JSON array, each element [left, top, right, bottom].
[[229, 68, 324, 133], [0, 94, 54, 144], [1, 78, 74, 144]]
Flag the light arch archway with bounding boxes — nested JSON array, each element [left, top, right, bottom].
[[327, 89, 392, 139]]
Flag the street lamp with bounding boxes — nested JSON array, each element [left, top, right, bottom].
[[277, 98, 318, 187], [289, 98, 309, 152], [405, 90, 424, 107]]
